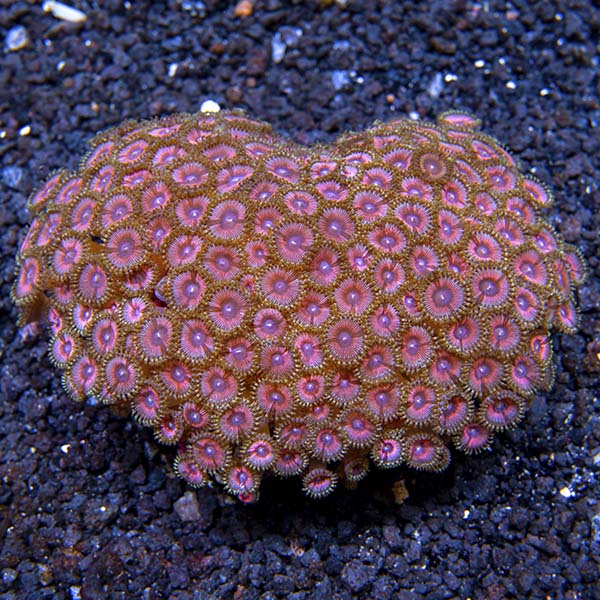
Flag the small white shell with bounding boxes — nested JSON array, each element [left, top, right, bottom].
[[200, 100, 221, 114], [43, 1, 87, 24]]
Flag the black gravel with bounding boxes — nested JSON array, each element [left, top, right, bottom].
[[1, 1, 599, 599]]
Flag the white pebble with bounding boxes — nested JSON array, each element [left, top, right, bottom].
[[427, 72, 444, 98], [272, 26, 302, 64], [5, 26, 29, 52], [69, 586, 82, 600], [174, 491, 201, 521], [331, 70, 350, 91], [271, 32, 287, 64], [43, 1, 87, 24], [200, 100, 220, 113], [559, 486, 573, 498]]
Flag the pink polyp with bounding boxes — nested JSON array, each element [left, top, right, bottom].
[[460, 423, 490, 451]]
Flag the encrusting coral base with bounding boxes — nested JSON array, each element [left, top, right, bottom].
[[12, 110, 585, 501]]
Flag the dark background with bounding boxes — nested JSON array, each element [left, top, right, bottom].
[[1, 1, 599, 598]]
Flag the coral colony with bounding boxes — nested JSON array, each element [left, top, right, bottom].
[[13, 110, 585, 502]]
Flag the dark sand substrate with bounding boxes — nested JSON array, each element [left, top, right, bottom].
[[1, 2, 599, 598]]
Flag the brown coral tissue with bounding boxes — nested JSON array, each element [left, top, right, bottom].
[[12, 110, 586, 502]]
